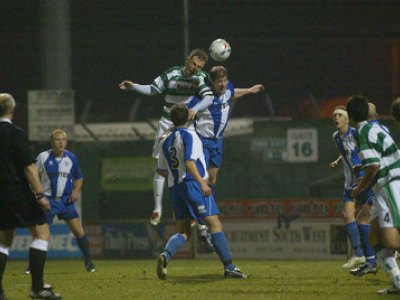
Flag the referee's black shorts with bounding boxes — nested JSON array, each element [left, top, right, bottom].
[[0, 184, 46, 230]]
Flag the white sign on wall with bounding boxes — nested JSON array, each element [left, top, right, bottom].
[[197, 219, 346, 260], [28, 90, 75, 141], [287, 128, 318, 162]]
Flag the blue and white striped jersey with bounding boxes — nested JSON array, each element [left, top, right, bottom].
[[36, 150, 83, 198], [332, 127, 362, 190], [157, 127, 208, 187], [187, 81, 235, 139], [368, 119, 389, 134]]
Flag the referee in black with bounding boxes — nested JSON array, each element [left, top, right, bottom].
[[0, 93, 61, 300]]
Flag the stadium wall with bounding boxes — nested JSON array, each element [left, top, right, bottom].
[[69, 118, 397, 223]]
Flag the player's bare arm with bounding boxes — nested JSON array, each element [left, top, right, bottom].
[[159, 126, 175, 142], [120, 81, 158, 96], [24, 163, 50, 210], [350, 164, 379, 199], [233, 84, 264, 100], [188, 109, 197, 120], [329, 155, 342, 169], [185, 160, 211, 196], [69, 178, 83, 203]]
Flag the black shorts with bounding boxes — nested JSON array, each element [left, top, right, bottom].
[[0, 185, 46, 230]]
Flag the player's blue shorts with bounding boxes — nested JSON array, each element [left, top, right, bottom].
[[45, 195, 80, 224], [201, 137, 223, 168], [343, 187, 374, 206], [169, 180, 220, 220]]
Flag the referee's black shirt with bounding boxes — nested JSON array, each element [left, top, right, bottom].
[[0, 120, 36, 187]]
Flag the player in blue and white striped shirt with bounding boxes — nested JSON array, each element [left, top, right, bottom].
[[25, 129, 95, 274], [188, 66, 264, 190], [156, 104, 246, 279], [329, 106, 376, 272]]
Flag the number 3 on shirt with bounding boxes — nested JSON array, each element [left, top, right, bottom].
[[169, 146, 179, 169]]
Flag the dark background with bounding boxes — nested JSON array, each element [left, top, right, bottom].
[[1, 0, 400, 124]]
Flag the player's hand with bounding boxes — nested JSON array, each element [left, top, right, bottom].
[[329, 161, 338, 169], [350, 187, 360, 200], [37, 196, 50, 211], [68, 192, 79, 203], [158, 132, 169, 142], [119, 80, 134, 90], [188, 109, 197, 121], [354, 176, 362, 185], [200, 181, 212, 197], [250, 84, 264, 94]]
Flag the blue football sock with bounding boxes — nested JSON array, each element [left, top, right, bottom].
[[346, 221, 364, 257], [163, 233, 186, 262], [211, 232, 234, 271], [77, 235, 92, 263], [358, 224, 376, 264]]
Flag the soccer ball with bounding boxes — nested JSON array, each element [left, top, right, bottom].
[[209, 39, 231, 62]]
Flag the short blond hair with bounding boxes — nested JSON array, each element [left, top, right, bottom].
[[50, 129, 67, 141], [0, 93, 16, 116]]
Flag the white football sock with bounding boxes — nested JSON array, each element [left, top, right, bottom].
[[153, 172, 165, 213], [377, 248, 400, 288]]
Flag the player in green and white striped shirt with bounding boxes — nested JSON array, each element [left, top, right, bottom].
[[347, 95, 400, 295], [119, 49, 215, 251]]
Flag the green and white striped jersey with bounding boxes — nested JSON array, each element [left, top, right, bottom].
[[357, 121, 400, 190], [151, 66, 212, 119]]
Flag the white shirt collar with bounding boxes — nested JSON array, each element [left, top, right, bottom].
[[357, 120, 368, 130], [0, 117, 12, 124]]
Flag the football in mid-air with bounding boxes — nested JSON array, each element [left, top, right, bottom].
[[209, 39, 231, 62]]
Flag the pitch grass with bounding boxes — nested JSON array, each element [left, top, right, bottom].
[[3, 259, 392, 299]]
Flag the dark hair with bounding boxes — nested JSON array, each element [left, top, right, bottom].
[[209, 66, 228, 82], [391, 97, 400, 121], [170, 104, 189, 127], [346, 95, 369, 122], [188, 48, 208, 63]]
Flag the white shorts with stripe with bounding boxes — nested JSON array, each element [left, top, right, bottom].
[[152, 117, 173, 159], [372, 180, 400, 228]]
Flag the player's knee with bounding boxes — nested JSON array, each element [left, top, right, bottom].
[[381, 235, 400, 250], [204, 217, 223, 233], [342, 209, 354, 222], [356, 216, 369, 224], [32, 224, 50, 241], [73, 228, 85, 239]]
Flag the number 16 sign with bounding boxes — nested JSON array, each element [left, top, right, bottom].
[[287, 128, 318, 162]]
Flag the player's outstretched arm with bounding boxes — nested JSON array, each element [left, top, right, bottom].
[[119, 80, 135, 90], [189, 94, 215, 120], [119, 80, 158, 96], [233, 84, 264, 100]]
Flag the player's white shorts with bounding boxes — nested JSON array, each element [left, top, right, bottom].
[[152, 117, 195, 159], [152, 117, 173, 159], [372, 180, 400, 228]]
